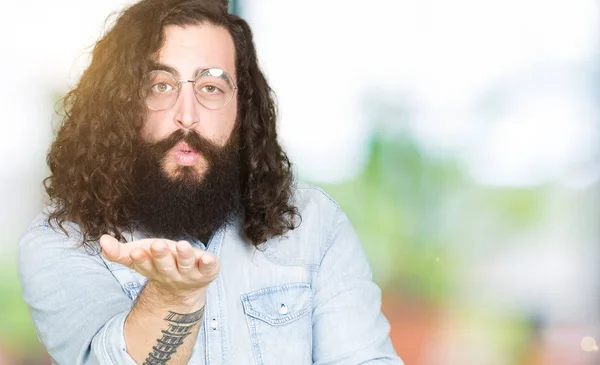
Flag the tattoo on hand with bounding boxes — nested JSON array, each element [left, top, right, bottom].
[[142, 307, 205, 365]]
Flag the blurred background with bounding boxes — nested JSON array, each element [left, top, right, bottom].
[[1, 0, 599, 364]]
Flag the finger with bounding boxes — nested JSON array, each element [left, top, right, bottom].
[[176, 241, 195, 273], [100, 235, 178, 257], [150, 240, 178, 276], [99, 235, 132, 266], [135, 238, 179, 254], [130, 247, 154, 276], [197, 251, 219, 277]]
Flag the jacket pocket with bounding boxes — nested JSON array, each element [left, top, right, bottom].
[[241, 282, 313, 365]]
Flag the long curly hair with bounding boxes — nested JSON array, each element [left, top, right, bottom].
[[44, 0, 300, 249]]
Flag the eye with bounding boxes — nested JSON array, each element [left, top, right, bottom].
[[152, 82, 174, 93], [200, 85, 222, 94]]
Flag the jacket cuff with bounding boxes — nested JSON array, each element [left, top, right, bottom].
[[91, 311, 138, 365]]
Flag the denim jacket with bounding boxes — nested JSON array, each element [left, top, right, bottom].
[[18, 183, 403, 365]]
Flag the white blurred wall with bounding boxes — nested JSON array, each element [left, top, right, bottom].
[[245, 0, 600, 186]]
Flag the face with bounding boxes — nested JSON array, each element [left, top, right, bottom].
[[130, 23, 241, 241], [141, 24, 238, 179]]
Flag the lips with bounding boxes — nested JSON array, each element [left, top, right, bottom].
[[173, 142, 200, 166]]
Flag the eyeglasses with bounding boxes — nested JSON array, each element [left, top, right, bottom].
[[140, 68, 237, 111]]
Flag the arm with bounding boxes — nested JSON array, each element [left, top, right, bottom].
[[123, 279, 205, 364], [101, 237, 219, 364], [312, 208, 404, 365], [18, 226, 140, 365], [18, 224, 216, 365]]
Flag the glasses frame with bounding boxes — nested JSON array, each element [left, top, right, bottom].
[[142, 68, 238, 111]]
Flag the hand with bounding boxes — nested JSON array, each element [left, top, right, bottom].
[[99, 235, 220, 295]]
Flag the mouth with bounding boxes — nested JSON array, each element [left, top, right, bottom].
[[173, 142, 200, 166]]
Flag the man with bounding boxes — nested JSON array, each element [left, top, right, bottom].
[[18, 0, 403, 364]]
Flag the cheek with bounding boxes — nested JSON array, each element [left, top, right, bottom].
[[203, 107, 237, 146], [220, 101, 238, 141], [141, 112, 170, 141]]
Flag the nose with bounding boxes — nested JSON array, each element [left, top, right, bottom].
[[173, 81, 200, 130]]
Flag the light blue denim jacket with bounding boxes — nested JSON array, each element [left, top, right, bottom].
[[18, 183, 403, 365]]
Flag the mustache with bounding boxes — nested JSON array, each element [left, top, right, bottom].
[[143, 129, 225, 160]]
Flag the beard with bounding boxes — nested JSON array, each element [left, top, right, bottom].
[[128, 128, 242, 244]]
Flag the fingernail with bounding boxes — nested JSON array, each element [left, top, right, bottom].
[[201, 255, 213, 265], [151, 241, 167, 253], [177, 240, 190, 251]]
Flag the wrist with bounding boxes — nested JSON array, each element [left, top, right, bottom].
[[145, 280, 207, 308]]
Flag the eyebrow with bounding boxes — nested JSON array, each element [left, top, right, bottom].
[[149, 61, 225, 79]]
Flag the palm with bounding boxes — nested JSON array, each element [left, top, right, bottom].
[[99, 234, 219, 290], [100, 235, 180, 267]]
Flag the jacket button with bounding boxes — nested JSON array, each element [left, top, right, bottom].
[[279, 304, 289, 315], [211, 318, 218, 330]]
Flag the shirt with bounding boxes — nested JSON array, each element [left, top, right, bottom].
[[18, 182, 404, 365]]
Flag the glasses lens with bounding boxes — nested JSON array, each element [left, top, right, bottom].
[[194, 68, 235, 110], [141, 71, 179, 110]]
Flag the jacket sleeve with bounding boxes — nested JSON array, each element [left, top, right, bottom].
[[312, 208, 404, 365], [18, 220, 138, 365]]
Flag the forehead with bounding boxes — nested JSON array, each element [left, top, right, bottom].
[[156, 24, 236, 78]]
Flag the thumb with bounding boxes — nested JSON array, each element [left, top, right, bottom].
[[99, 234, 122, 262]]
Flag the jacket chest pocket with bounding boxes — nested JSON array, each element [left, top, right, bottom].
[[241, 282, 313, 365]]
